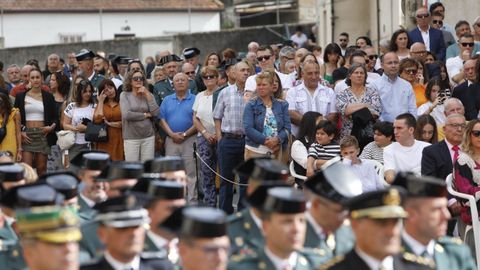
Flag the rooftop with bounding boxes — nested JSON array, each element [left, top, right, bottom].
[[0, 0, 224, 12]]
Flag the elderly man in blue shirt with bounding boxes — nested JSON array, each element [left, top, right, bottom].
[[371, 52, 417, 122], [159, 72, 198, 203]]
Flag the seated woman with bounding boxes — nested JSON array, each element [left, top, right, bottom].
[[453, 119, 480, 254], [359, 121, 394, 164], [290, 111, 322, 184], [417, 78, 447, 125], [243, 71, 291, 161], [414, 114, 438, 144], [399, 58, 427, 107]]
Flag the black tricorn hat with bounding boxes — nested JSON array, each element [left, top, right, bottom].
[[0, 163, 24, 182], [69, 150, 110, 171], [392, 172, 447, 198], [304, 159, 362, 204], [234, 157, 289, 182], [263, 187, 306, 214], [94, 192, 149, 228], [75, 49, 95, 61], [95, 161, 143, 182], [183, 47, 201, 59], [159, 54, 183, 66], [146, 156, 185, 174], [1, 183, 64, 209], [41, 172, 79, 200], [180, 207, 227, 238]]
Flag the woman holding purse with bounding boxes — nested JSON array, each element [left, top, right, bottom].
[[93, 79, 124, 160]]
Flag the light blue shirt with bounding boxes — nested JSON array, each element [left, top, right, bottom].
[[371, 74, 417, 122]]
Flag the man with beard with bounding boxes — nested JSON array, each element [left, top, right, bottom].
[[17, 205, 82, 270], [75, 49, 105, 94], [69, 150, 110, 223], [93, 55, 109, 76], [322, 188, 435, 270], [393, 173, 476, 270], [80, 194, 173, 270]]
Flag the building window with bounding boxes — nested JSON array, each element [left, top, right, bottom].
[[59, 33, 84, 43]]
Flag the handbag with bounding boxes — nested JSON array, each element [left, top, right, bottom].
[[0, 114, 8, 144], [85, 122, 108, 142], [56, 130, 75, 150]]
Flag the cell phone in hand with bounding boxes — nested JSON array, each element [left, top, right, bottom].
[[81, 118, 92, 125]]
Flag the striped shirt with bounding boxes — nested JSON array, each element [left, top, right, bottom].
[[359, 141, 386, 164], [213, 84, 246, 134], [307, 142, 340, 160]]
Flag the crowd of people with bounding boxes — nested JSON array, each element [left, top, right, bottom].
[[0, 2, 479, 269]]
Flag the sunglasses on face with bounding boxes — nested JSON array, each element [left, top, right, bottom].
[[368, 54, 378, 60], [339, 39, 347, 42], [257, 55, 271, 62], [461, 42, 474, 47], [132, 76, 145, 82], [416, 13, 429, 19], [404, 68, 417, 74], [202, 75, 217, 80], [471, 130, 480, 137], [0, 151, 13, 158], [184, 71, 196, 76], [432, 20, 443, 25]]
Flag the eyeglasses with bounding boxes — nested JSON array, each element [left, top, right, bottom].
[[132, 76, 145, 82], [432, 20, 443, 25], [461, 42, 475, 47], [472, 130, 480, 137], [447, 123, 466, 129], [184, 71, 196, 75], [368, 55, 378, 60], [256, 55, 272, 62], [411, 51, 427, 55], [202, 75, 217, 80], [416, 13, 430, 19], [404, 68, 417, 74], [475, 23, 480, 27]]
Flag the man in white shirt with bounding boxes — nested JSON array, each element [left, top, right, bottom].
[[286, 62, 337, 137], [245, 45, 293, 93], [384, 113, 430, 184], [446, 34, 475, 86]]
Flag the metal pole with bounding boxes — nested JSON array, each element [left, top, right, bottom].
[[276, 0, 280, 24]]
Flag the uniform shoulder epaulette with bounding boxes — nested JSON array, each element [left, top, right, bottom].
[[230, 250, 258, 262], [80, 257, 102, 267], [402, 252, 436, 269], [318, 255, 345, 270], [302, 247, 328, 257], [437, 236, 464, 245], [227, 211, 243, 223], [140, 250, 168, 259]]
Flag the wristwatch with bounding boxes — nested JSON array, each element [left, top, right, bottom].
[[183, 132, 187, 138]]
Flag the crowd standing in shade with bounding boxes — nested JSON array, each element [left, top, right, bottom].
[[0, 4, 480, 269]]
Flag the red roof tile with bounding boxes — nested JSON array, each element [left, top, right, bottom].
[[0, 0, 224, 12]]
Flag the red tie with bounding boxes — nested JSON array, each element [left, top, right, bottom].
[[452, 145, 460, 163]]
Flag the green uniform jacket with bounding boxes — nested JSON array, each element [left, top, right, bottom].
[[89, 73, 105, 91], [304, 219, 355, 261], [152, 79, 197, 106], [227, 208, 264, 256], [78, 196, 96, 224], [228, 248, 319, 270], [0, 223, 25, 270], [401, 236, 476, 270], [79, 220, 104, 263]]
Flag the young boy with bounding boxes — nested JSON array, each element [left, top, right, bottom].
[[306, 120, 340, 177], [340, 135, 385, 192]]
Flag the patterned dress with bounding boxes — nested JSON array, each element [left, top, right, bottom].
[[336, 86, 382, 141]]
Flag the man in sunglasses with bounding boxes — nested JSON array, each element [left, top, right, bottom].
[[244, 45, 293, 93], [430, 12, 455, 49], [446, 21, 480, 60], [447, 34, 476, 86], [408, 7, 446, 61], [337, 32, 349, 57]]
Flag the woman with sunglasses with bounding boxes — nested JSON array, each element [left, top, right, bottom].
[[399, 58, 427, 107], [120, 70, 159, 162], [454, 119, 480, 247], [192, 65, 220, 207], [62, 79, 96, 164], [14, 68, 57, 175], [0, 93, 21, 161]]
